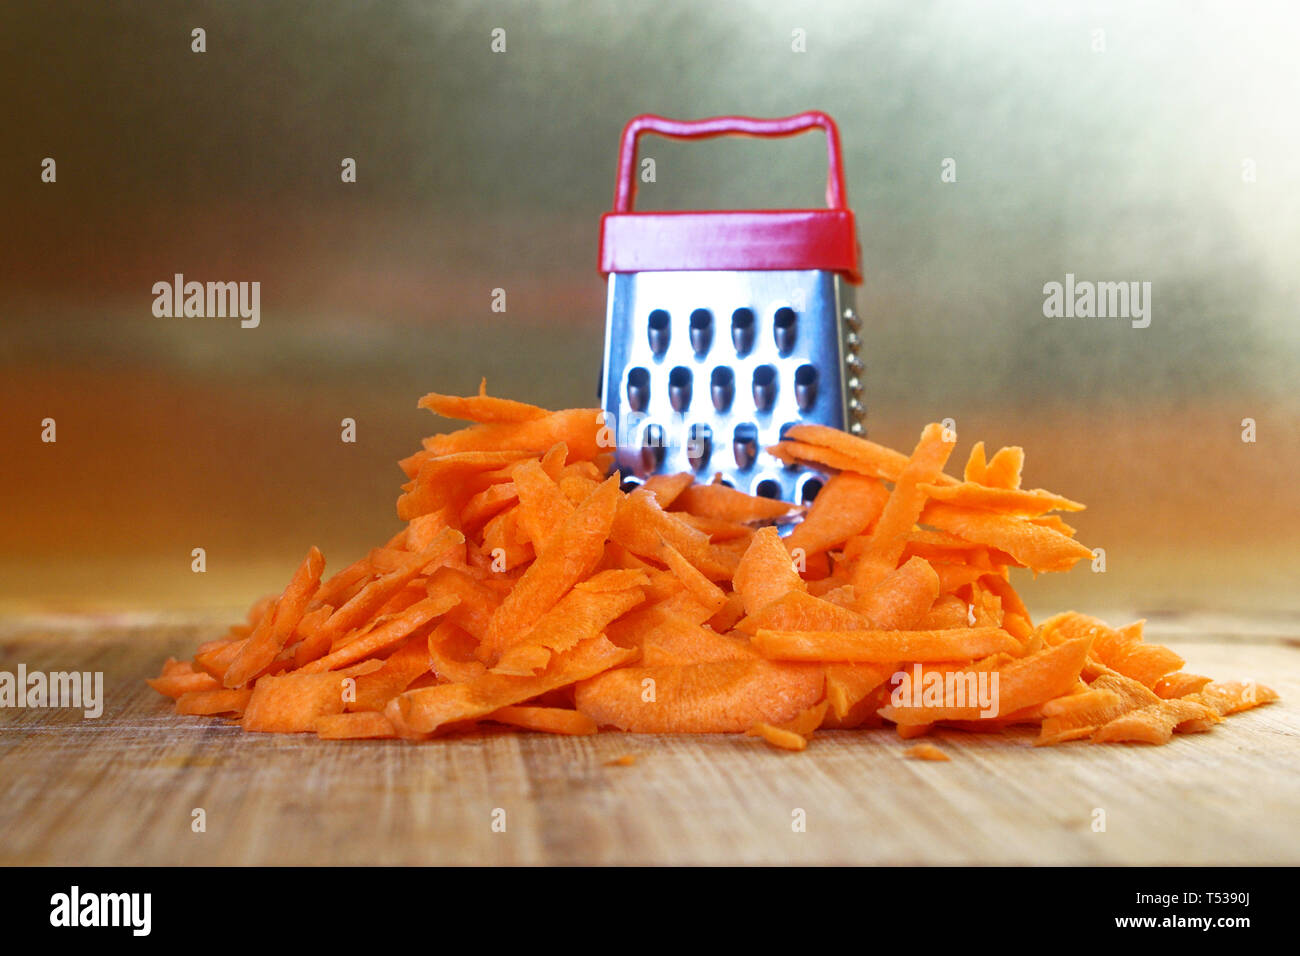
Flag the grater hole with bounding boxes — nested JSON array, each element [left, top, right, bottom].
[[626, 366, 650, 412], [755, 479, 782, 499], [794, 364, 818, 411], [752, 364, 777, 412], [774, 307, 797, 354], [648, 310, 671, 356], [668, 366, 693, 412], [641, 423, 666, 473], [620, 476, 643, 493], [710, 366, 735, 411], [731, 308, 756, 355], [688, 309, 713, 356], [732, 422, 758, 470], [687, 423, 712, 471], [800, 477, 824, 504]]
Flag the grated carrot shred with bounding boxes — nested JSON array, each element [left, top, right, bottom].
[[148, 385, 1275, 747]]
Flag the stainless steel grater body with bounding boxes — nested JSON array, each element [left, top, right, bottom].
[[601, 269, 864, 503], [596, 112, 864, 505]]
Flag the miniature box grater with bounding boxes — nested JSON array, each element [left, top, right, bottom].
[[597, 111, 864, 505]]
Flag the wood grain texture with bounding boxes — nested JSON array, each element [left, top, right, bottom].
[[1, 613, 1296, 865]]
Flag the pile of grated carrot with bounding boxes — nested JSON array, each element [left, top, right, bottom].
[[149, 383, 1276, 751]]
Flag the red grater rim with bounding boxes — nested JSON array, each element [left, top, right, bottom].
[[598, 112, 862, 284]]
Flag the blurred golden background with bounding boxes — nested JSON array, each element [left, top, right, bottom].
[[2, 1, 1298, 621]]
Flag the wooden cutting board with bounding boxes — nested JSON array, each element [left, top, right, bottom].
[[1, 613, 1296, 865]]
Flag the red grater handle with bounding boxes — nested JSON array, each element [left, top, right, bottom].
[[613, 111, 849, 213]]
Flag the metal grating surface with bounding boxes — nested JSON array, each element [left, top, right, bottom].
[[600, 269, 863, 503]]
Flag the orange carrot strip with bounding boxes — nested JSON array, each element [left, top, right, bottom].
[[1153, 672, 1214, 699], [193, 639, 247, 680], [917, 594, 971, 630], [1036, 673, 1158, 745], [733, 526, 807, 616], [767, 439, 888, 477], [403, 512, 447, 553], [225, 546, 327, 687], [488, 706, 598, 735], [1030, 514, 1077, 536], [708, 591, 747, 633], [484, 475, 620, 659], [821, 681, 891, 730], [677, 512, 757, 542], [641, 472, 695, 509], [148, 670, 222, 699], [481, 506, 533, 570], [673, 482, 800, 523], [640, 611, 759, 666], [312, 555, 373, 612], [575, 658, 824, 734], [424, 567, 497, 639], [1092, 698, 1220, 745], [658, 536, 729, 615], [417, 407, 604, 462], [418, 387, 549, 424], [298, 592, 460, 674], [558, 471, 599, 504], [753, 626, 1018, 663], [493, 584, 645, 675], [735, 590, 867, 635], [932, 563, 984, 594], [460, 483, 519, 530], [978, 572, 1032, 626], [918, 482, 1084, 516], [920, 501, 1093, 573], [294, 603, 333, 643], [748, 700, 830, 751], [397, 451, 529, 514], [879, 636, 1092, 725], [602, 598, 683, 646], [851, 423, 956, 591], [824, 663, 895, 720], [387, 634, 637, 736], [779, 700, 828, 736], [159, 657, 197, 677], [983, 446, 1024, 489], [963, 442, 988, 484], [780, 424, 958, 486], [427, 620, 488, 683], [611, 487, 724, 579], [242, 671, 355, 733], [1186, 679, 1279, 717], [903, 743, 950, 761], [855, 555, 940, 627], [512, 458, 576, 548], [299, 529, 463, 667], [370, 583, 426, 620], [784, 472, 889, 557], [1089, 619, 1185, 688], [747, 723, 810, 751], [174, 688, 253, 716], [575, 568, 653, 592], [347, 634, 433, 712]]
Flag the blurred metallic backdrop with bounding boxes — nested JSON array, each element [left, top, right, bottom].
[[2, 1, 1297, 615]]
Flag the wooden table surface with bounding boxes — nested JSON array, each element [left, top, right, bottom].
[[1, 612, 1296, 866]]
